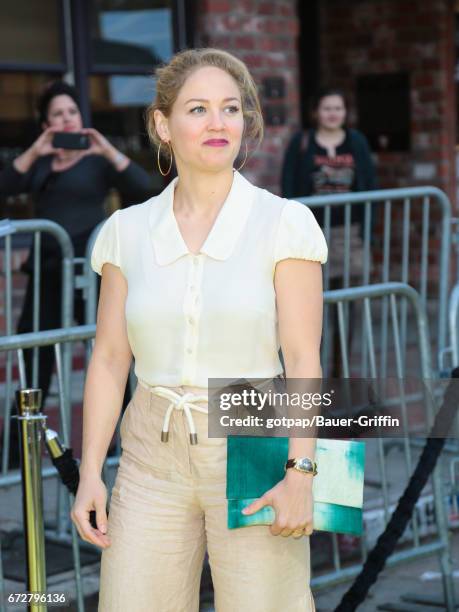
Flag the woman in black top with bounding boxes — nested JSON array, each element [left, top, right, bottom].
[[282, 87, 377, 279], [1, 81, 154, 267], [281, 87, 376, 234], [0, 82, 154, 465], [281, 88, 377, 376]]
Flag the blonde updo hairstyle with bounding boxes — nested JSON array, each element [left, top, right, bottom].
[[146, 48, 264, 165]]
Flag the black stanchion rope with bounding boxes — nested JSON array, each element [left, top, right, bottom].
[[335, 367, 459, 611]]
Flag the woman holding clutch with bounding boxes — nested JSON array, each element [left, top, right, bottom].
[[71, 48, 327, 611]]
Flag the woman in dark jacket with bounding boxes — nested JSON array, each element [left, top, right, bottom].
[[281, 87, 376, 202], [282, 86, 377, 277], [0, 81, 155, 466], [281, 87, 377, 374]]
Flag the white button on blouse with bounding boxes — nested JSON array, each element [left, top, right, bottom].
[[91, 170, 328, 390]]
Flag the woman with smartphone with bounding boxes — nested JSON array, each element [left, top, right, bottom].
[[0, 81, 155, 466], [71, 48, 327, 611]]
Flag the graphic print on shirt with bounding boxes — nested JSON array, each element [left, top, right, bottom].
[[311, 153, 355, 195]]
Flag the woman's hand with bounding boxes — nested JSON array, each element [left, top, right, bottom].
[[13, 127, 63, 173], [81, 128, 129, 171], [70, 473, 112, 549], [30, 126, 62, 158], [241, 469, 314, 538]]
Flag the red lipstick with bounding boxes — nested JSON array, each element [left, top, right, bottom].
[[203, 139, 228, 146]]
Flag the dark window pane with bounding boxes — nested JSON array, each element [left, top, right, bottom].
[[356, 73, 411, 153], [90, 0, 173, 70], [0, 73, 59, 158], [0, 0, 62, 66]]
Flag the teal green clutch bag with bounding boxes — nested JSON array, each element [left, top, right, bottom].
[[226, 436, 365, 535]]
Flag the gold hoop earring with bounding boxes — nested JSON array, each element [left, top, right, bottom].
[[235, 142, 248, 172], [157, 140, 173, 176]]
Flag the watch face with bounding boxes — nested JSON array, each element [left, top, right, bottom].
[[297, 458, 313, 471]]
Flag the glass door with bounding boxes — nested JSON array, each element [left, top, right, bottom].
[[0, 0, 192, 217], [87, 0, 177, 192], [0, 0, 68, 218]]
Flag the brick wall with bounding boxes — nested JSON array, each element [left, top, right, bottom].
[[194, 0, 457, 204], [319, 0, 457, 205], [195, 0, 301, 193]]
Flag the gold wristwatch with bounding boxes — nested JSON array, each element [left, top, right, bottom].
[[285, 457, 318, 476]]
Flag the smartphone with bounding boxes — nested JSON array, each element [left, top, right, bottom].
[[52, 132, 90, 150]]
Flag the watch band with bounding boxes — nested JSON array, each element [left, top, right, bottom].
[[285, 457, 318, 476]]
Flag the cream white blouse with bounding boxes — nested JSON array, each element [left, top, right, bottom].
[[91, 170, 328, 389]]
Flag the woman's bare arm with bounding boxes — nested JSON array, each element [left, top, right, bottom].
[[71, 262, 132, 548], [275, 258, 324, 461], [243, 258, 325, 537], [79, 262, 133, 478]]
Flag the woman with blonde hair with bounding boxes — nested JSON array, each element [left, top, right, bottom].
[[71, 47, 327, 611]]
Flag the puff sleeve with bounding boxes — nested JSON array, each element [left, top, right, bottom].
[[274, 200, 328, 266], [90, 210, 121, 275]]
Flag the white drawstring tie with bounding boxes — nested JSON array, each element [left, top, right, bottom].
[[149, 386, 208, 445]]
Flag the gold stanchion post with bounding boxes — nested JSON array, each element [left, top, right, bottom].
[[15, 388, 47, 611]]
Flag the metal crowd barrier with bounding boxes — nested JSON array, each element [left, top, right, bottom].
[[314, 282, 456, 612], [0, 220, 75, 476], [0, 324, 97, 612], [451, 457, 459, 518], [441, 283, 459, 496], [298, 187, 452, 379], [84, 188, 453, 380], [0, 282, 456, 610], [445, 282, 459, 369]]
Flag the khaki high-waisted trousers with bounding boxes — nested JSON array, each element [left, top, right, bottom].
[[98, 382, 315, 612]]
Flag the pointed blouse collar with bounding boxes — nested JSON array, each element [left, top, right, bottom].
[[150, 170, 255, 266]]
